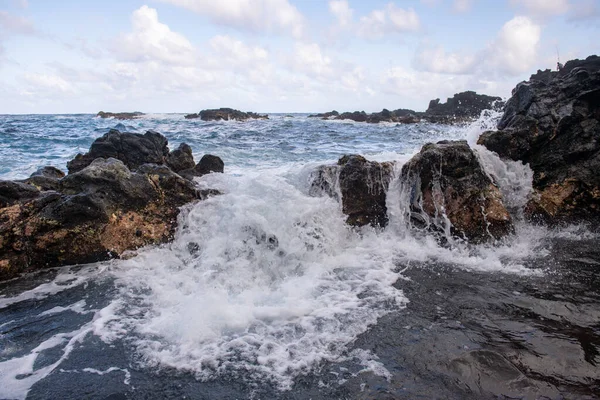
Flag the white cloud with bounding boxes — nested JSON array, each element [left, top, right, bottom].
[[486, 16, 540, 75], [160, 0, 305, 38], [453, 0, 474, 13], [358, 3, 420, 39], [21, 72, 76, 95], [329, 0, 353, 28], [413, 46, 477, 74], [568, 0, 600, 22], [0, 11, 36, 35], [112, 5, 196, 65], [287, 42, 334, 79], [510, 0, 570, 16]]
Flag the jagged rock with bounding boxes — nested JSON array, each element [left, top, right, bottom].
[[0, 181, 40, 207], [185, 108, 268, 121], [166, 143, 195, 172], [30, 166, 65, 179], [310, 155, 394, 228], [22, 166, 66, 191], [425, 91, 502, 120], [178, 154, 225, 181], [478, 55, 600, 224], [401, 140, 513, 243], [0, 158, 202, 280], [67, 129, 169, 174], [97, 111, 144, 120], [308, 110, 339, 119], [336, 111, 368, 122]]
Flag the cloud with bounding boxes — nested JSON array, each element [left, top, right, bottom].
[[160, 0, 305, 38], [486, 16, 540, 75], [329, 0, 353, 28], [287, 42, 334, 79], [453, 0, 474, 13], [112, 5, 196, 65], [413, 46, 477, 74], [358, 3, 420, 38], [21, 72, 76, 96], [567, 0, 600, 22], [509, 0, 570, 16], [0, 11, 36, 35]]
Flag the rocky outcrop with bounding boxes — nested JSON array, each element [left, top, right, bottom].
[[0, 131, 223, 280], [179, 154, 225, 181], [67, 129, 169, 174], [184, 108, 268, 121], [478, 55, 600, 224], [97, 111, 144, 120], [166, 143, 195, 173], [308, 110, 339, 119], [426, 91, 502, 123], [336, 111, 368, 123], [401, 140, 513, 243], [310, 155, 394, 228]]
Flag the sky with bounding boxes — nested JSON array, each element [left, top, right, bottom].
[[0, 0, 598, 114]]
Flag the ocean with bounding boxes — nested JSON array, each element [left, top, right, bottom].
[[0, 114, 598, 399]]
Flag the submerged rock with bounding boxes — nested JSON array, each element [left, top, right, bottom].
[[0, 131, 223, 281], [67, 129, 169, 174], [185, 108, 268, 121], [401, 140, 513, 243], [478, 55, 600, 224], [97, 111, 144, 120], [310, 155, 394, 228]]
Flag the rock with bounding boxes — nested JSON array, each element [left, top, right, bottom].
[[186, 108, 268, 121], [308, 110, 339, 119], [67, 129, 169, 174], [310, 155, 394, 228], [97, 111, 144, 120], [401, 140, 513, 243], [0, 181, 40, 207], [30, 166, 65, 179], [478, 55, 600, 224], [336, 111, 368, 122], [166, 143, 195, 172], [425, 91, 502, 122], [0, 158, 201, 280], [179, 154, 224, 180]]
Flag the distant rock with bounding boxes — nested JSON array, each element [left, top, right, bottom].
[[425, 91, 502, 121], [0, 130, 223, 280], [479, 55, 600, 224], [67, 129, 169, 174], [336, 111, 369, 123], [310, 155, 394, 228], [185, 108, 268, 121], [97, 111, 144, 120], [401, 140, 513, 243], [308, 110, 339, 119]]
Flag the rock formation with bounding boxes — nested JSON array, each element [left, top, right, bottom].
[[478, 55, 600, 224], [97, 111, 144, 120], [184, 108, 268, 121], [401, 140, 513, 243], [0, 130, 223, 280]]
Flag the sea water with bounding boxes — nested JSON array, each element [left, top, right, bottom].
[[0, 114, 596, 399]]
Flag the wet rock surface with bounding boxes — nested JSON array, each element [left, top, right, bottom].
[[479, 55, 600, 224], [426, 91, 502, 121], [185, 108, 268, 121], [310, 155, 394, 228], [401, 140, 513, 243], [0, 131, 223, 280]]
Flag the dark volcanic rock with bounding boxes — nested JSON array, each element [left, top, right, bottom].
[[401, 140, 513, 243], [425, 91, 502, 121], [308, 110, 339, 119], [97, 111, 144, 120], [310, 155, 394, 228], [166, 143, 195, 173], [0, 130, 224, 280], [67, 129, 169, 174], [30, 166, 65, 179], [185, 108, 268, 121], [478, 55, 600, 224], [179, 154, 224, 181], [336, 111, 368, 122]]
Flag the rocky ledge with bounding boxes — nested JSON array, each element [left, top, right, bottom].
[[0, 129, 223, 281], [309, 91, 501, 125], [97, 111, 144, 120], [185, 108, 268, 121], [478, 55, 600, 225]]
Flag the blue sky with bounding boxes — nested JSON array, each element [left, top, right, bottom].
[[0, 0, 598, 113]]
